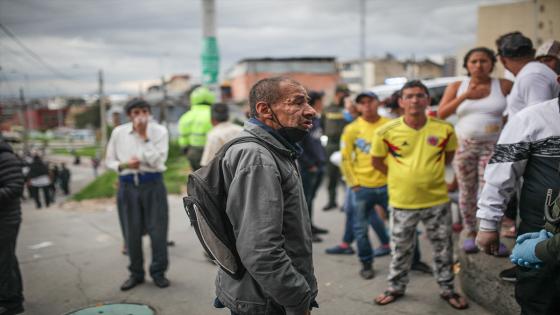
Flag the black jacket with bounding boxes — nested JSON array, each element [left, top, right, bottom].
[[298, 116, 326, 170], [0, 140, 24, 219]]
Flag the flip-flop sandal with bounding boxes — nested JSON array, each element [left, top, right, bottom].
[[374, 290, 404, 305], [440, 292, 469, 310], [463, 238, 479, 254], [495, 242, 510, 257]]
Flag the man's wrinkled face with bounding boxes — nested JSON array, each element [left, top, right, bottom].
[[399, 86, 430, 117], [271, 83, 316, 130]]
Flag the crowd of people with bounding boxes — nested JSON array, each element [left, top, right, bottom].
[[106, 30, 559, 314], [179, 31, 557, 314], [22, 154, 71, 209], [1, 30, 559, 315]]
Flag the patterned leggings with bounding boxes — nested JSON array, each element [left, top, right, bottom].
[[453, 138, 496, 233]]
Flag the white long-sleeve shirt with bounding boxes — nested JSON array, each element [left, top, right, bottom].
[[506, 61, 559, 117], [105, 120, 169, 175], [199, 122, 243, 167], [477, 98, 560, 232]]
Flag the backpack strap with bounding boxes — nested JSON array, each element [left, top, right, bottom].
[[220, 136, 282, 159]]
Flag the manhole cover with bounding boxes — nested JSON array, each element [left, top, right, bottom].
[[66, 303, 155, 315]]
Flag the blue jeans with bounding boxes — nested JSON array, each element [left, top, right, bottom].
[[352, 186, 390, 264], [342, 188, 354, 244]]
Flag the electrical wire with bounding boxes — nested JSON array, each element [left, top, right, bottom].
[[0, 23, 75, 81]]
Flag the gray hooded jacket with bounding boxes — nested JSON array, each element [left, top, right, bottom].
[[215, 120, 318, 315]]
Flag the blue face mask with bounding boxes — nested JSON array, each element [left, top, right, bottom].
[[343, 110, 354, 122]]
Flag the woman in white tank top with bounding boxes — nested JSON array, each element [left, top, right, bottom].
[[438, 47, 513, 254]]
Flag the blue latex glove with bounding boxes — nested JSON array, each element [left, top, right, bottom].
[[510, 230, 551, 268], [515, 230, 554, 244]]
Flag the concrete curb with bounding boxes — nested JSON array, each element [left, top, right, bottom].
[[458, 231, 520, 315]]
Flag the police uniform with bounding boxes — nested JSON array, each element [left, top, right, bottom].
[[322, 103, 348, 207]]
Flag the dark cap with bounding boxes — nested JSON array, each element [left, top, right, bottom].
[[211, 103, 229, 122], [308, 91, 324, 107], [496, 32, 535, 58], [335, 84, 350, 94], [355, 91, 379, 103], [125, 98, 151, 114]]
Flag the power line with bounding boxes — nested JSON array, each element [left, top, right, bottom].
[[0, 22, 74, 81], [0, 71, 17, 97]]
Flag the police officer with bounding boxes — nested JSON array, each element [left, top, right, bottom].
[[321, 85, 350, 210], [177, 86, 216, 171]]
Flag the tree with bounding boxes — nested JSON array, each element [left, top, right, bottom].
[[75, 102, 100, 128]]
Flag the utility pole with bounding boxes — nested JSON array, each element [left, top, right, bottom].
[[98, 69, 107, 156], [160, 76, 168, 127], [359, 0, 366, 90], [201, 0, 220, 99], [19, 87, 28, 153]]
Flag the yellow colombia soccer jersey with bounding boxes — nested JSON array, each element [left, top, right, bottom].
[[371, 116, 457, 209], [341, 116, 389, 188]]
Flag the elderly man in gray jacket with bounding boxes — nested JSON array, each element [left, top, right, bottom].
[[213, 77, 318, 315]]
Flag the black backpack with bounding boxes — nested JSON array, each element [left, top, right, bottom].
[[183, 136, 277, 280]]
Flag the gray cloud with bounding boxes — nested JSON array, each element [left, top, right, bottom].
[[0, 0, 515, 97]]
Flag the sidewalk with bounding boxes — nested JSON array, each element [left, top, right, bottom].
[[17, 175, 491, 315]]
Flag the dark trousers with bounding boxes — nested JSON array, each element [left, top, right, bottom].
[[300, 166, 324, 224], [0, 218, 23, 310], [30, 186, 51, 208], [118, 179, 169, 279], [515, 264, 560, 315], [117, 185, 128, 249], [59, 180, 70, 195], [504, 194, 518, 221], [186, 147, 204, 172], [325, 143, 341, 205]]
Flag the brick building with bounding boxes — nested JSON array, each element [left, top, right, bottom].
[[226, 57, 340, 103]]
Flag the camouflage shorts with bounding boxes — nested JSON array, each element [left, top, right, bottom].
[[388, 202, 454, 294]]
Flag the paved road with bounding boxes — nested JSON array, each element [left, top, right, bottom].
[[16, 160, 490, 315]]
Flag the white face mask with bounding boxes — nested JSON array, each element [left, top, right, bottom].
[[504, 69, 516, 81]]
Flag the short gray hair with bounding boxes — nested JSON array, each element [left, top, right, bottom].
[[248, 77, 300, 118]]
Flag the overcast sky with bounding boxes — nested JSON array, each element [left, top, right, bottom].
[[0, 0, 516, 98]]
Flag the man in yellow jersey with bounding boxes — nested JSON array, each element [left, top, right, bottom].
[[371, 81, 468, 309], [340, 91, 391, 279]]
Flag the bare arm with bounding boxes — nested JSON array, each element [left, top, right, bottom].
[[499, 78, 513, 96], [371, 156, 387, 176], [437, 81, 464, 119], [445, 151, 455, 166]]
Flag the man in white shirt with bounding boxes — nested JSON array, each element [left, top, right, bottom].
[[200, 103, 242, 167], [476, 88, 560, 314], [535, 39, 560, 75], [496, 32, 560, 117], [105, 98, 170, 291]]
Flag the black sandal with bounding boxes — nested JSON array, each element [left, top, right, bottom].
[[374, 290, 404, 305], [440, 292, 469, 310]]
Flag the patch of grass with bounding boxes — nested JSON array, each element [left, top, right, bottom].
[[73, 170, 118, 201], [73, 142, 189, 200], [163, 143, 190, 194], [53, 146, 100, 158]]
